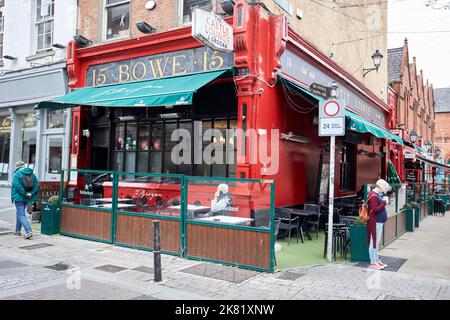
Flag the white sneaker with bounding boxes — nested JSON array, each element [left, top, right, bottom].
[[368, 263, 383, 270], [24, 232, 33, 239], [378, 261, 388, 268]]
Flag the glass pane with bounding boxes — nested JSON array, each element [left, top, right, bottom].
[[38, 23, 44, 35], [37, 35, 43, 50], [125, 152, 136, 172], [137, 152, 149, 173], [163, 151, 176, 174], [115, 124, 125, 150], [138, 125, 149, 151], [112, 151, 123, 171], [194, 163, 210, 177], [183, 0, 212, 23], [45, 32, 52, 49], [107, 0, 127, 5], [125, 123, 137, 151], [47, 109, 64, 129], [164, 122, 178, 150], [106, 3, 130, 39], [151, 123, 162, 150], [0, 117, 10, 180], [48, 138, 62, 174], [149, 151, 162, 173]]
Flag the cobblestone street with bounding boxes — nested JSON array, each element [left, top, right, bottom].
[[0, 209, 449, 300]]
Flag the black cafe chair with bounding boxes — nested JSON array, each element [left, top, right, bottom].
[[275, 207, 301, 245], [303, 203, 321, 240]]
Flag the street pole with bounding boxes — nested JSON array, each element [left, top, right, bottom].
[[327, 135, 335, 262], [153, 220, 162, 282]]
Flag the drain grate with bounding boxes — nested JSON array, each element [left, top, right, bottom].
[[180, 263, 259, 283], [19, 243, 54, 250], [355, 256, 407, 272], [45, 263, 70, 271], [132, 266, 154, 274], [94, 264, 128, 273], [277, 271, 306, 281]]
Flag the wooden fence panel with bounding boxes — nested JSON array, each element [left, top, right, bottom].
[[383, 215, 396, 246], [60, 206, 111, 241], [397, 211, 406, 236], [115, 214, 180, 253], [186, 223, 271, 270]]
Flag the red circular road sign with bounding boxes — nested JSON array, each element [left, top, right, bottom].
[[323, 100, 340, 117]]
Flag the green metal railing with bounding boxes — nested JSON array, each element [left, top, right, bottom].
[[58, 169, 276, 272]]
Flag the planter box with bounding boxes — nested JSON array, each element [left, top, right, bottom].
[[349, 224, 370, 263], [405, 208, 415, 232], [428, 200, 434, 216], [414, 207, 420, 228], [41, 203, 61, 235]]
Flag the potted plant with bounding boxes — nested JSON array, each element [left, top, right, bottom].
[[349, 217, 370, 262], [403, 203, 415, 232], [41, 195, 61, 235]]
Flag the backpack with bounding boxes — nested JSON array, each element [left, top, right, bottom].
[[358, 193, 376, 222], [22, 173, 35, 192]]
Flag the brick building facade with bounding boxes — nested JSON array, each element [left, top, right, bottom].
[[434, 88, 450, 163], [388, 39, 435, 151]]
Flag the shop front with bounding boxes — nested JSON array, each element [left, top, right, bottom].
[[38, 1, 402, 271]]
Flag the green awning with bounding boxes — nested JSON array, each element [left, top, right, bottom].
[[387, 160, 402, 185], [346, 110, 403, 145], [414, 144, 427, 153], [36, 70, 229, 109]]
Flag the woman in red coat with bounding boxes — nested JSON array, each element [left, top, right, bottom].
[[367, 179, 391, 270]]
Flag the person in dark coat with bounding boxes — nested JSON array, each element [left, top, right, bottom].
[[367, 179, 391, 270]]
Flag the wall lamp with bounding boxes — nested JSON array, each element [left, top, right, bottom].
[[396, 123, 405, 129], [409, 129, 418, 143], [424, 140, 433, 151], [220, 0, 236, 15], [3, 55, 17, 61], [363, 50, 383, 77], [52, 43, 66, 49], [136, 21, 156, 34], [435, 146, 441, 157], [281, 132, 312, 144], [73, 35, 92, 48]]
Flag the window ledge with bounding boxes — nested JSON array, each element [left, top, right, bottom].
[[26, 50, 55, 62]]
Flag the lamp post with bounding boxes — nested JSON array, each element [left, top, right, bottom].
[[409, 130, 418, 143]]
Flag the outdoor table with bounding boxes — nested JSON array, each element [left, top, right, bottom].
[[197, 215, 254, 225], [92, 203, 137, 209], [167, 204, 211, 215], [287, 208, 314, 240]]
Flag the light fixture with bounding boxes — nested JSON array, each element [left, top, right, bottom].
[[435, 147, 441, 157], [82, 129, 91, 138], [409, 130, 418, 143], [357, 149, 369, 155], [145, 0, 157, 10], [118, 115, 136, 121], [52, 43, 66, 49], [330, 81, 338, 98], [136, 21, 156, 34], [424, 140, 432, 151], [3, 55, 17, 61], [73, 35, 92, 48], [396, 123, 405, 129], [363, 50, 383, 77], [281, 132, 312, 144], [158, 113, 179, 119], [220, 0, 235, 15]]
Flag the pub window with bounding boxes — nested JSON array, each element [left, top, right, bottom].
[[47, 137, 62, 174], [47, 109, 64, 129], [35, 0, 55, 52], [179, 0, 214, 25], [0, 1, 4, 65], [0, 116, 11, 181], [104, 0, 130, 40], [339, 143, 356, 192]]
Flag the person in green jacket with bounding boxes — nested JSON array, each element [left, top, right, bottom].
[[11, 161, 38, 239]]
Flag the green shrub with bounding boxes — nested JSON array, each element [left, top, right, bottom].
[[409, 201, 420, 209], [48, 196, 59, 205], [403, 203, 412, 209]]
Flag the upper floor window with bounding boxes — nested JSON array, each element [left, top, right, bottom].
[[36, 0, 54, 52], [104, 0, 130, 40], [0, 0, 4, 64], [179, 0, 214, 25]]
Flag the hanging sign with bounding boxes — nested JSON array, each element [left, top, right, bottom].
[[319, 99, 346, 136], [192, 8, 234, 53]]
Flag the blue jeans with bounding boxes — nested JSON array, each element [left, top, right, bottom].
[[15, 202, 32, 234], [368, 222, 383, 264]]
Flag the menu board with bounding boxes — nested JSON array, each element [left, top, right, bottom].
[[318, 163, 330, 204]]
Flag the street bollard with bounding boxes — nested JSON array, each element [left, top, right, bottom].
[[153, 220, 162, 282]]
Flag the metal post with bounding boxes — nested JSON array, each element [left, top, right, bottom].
[[327, 136, 335, 262], [153, 220, 162, 282]]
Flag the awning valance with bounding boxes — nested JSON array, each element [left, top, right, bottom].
[[35, 69, 230, 109], [279, 76, 403, 145]]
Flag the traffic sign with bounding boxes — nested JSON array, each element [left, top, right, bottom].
[[319, 99, 346, 136], [310, 83, 331, 99]]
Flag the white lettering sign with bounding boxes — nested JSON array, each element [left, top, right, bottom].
[[192, 9, 233, 53]]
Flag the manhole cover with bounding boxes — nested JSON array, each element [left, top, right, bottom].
[[277, 272, 305, 281], [180, 263, 259, 283], [45, 263, 70, 271], [19, 243, 54, 250], [0, 260, 27, 269], [132, 266, 154, 274], [94, 264, 128, 273]]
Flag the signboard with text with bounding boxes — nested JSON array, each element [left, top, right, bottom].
[[319, 99, 346, 136], [192, 9, 234, 53], [86, 47, 234, 87]]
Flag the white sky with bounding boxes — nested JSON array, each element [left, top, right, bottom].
[[388, 0, 450, 89]]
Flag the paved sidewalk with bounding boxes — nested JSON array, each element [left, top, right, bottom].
[[0, 214, 449, 300]]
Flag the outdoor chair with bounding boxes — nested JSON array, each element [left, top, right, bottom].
[[80, 198, 96, 206], [323, 223, 349, 260], [275, 207, 301, 245], [303, 203, 321, 239]]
